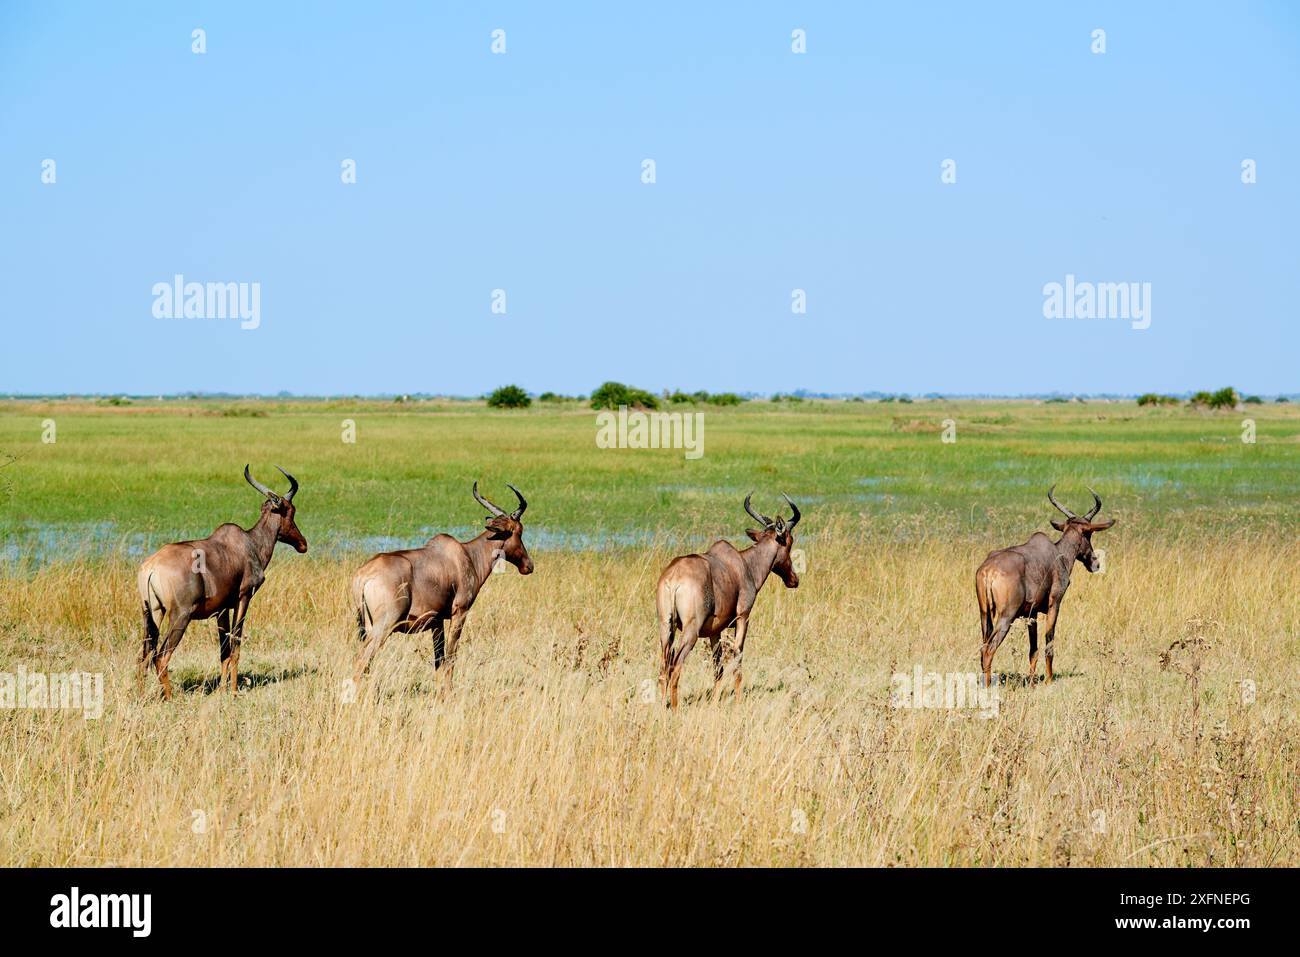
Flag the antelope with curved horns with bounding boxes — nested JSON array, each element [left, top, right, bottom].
[[655, 492, 802, 709], [136, 466, 308, 699], [351, 482, 533, 692], [975, 486, 1114, 686]]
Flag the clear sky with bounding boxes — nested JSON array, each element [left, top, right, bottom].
[[2, 1, 1297, 397]]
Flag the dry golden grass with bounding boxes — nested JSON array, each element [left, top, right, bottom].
[[0, 525, 1295, 866]]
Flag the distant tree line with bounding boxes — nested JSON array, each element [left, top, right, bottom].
[[487, 382, 745, 411], [1138, 387, 1275, 410], [483, 383, 1290, 410]]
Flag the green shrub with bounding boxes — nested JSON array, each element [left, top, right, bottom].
[[665, 390, 740, 406], [1137, 393, 1179, 406], [486, 385, 531, 409], [589, 381, 659, 410], [1244, 395, 1263, 404], [1208, 387, 1239, 410]]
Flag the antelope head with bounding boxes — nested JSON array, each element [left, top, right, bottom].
[[1047, 485, 1114, 572], [744, 491, 802, 588], [473, 481, 533, 575], [245, 465, 308, 553]]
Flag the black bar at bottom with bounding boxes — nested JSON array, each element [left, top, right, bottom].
[[0, 867, 1279, 943]]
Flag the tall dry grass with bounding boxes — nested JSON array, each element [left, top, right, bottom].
[[0, 528, 1295, 866]]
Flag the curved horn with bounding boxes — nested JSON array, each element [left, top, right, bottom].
[[244, 465, 279, 501], [1047, 484, 1076, 520], [506, 483, 527, 520], [473, 481, 506, 517], [781, 492, 801, 532], [1084, 487, 1102, 521], [275, 466, 299, 502], [744, 492, 774, 529]]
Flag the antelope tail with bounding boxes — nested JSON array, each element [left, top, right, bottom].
[[146, 571, 165, 626], [657, 582, 680, 630], [356, 593, 373, 642], [980, 573, 997, 639]]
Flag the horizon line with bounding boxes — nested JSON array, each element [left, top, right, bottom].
[[3, 389, 1296, 402]]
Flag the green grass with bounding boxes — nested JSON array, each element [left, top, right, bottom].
[[1, 397, 1296, 866], [1, 397, 1297, 563]]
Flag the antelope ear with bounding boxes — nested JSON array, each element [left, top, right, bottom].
[[746, 528, 763, 542], [1050, 518, 1067, 531], [485, 516, 512, 539], [1085, 518, 1115, 532]]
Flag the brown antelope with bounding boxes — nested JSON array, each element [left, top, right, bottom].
[[351, 482, 533, 691], [655, 492, 801, 709], [137, 466, 307, 699], [975, 486, 1114, 686]]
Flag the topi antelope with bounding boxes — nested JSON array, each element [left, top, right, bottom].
[[137, 466, 307, 699], [656, 492, 801, 709], [351, 482, 533, 691], [975, 486, 1114, 687]]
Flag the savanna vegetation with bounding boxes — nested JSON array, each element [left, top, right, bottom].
[[0, 397, 1295, 865]]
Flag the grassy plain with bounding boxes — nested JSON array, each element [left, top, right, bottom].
[[0, 398, 1296, 865]]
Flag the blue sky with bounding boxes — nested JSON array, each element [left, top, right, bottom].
[[2, 1, 1297, 396]]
